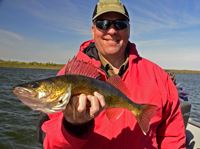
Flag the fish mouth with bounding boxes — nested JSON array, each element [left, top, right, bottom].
[[12, 87, 43, 110], [12, 87, 37, 97]]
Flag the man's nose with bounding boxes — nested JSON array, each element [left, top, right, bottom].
[[107, 24, 117, 34]]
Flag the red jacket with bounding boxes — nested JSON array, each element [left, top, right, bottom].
[[42, 40, 186, 149]]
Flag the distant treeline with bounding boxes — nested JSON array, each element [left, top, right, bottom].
[[164, 69, 200, 74], [1, 59, 200, 73], [0, 59, 64, 67]]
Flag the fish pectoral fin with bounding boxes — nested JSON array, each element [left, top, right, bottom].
[[134, 104, 158, 135], [105, 107, 124, 123]]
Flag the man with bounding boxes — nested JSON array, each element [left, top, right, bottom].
[[37, 0, 186, 148]]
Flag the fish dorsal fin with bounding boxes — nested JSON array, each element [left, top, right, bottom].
[[65, 57, 101, 80], [106, 74, 131, 98]]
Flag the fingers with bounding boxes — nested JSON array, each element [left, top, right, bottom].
[[63, 92, 106, 125], [87, 92, 106, 117], [64, 94, 90, 124], [71, 94, 88, 120], [94, 92, 106, 108], [77, 94, 87, 114], [87, 95, 99, 117], [70, 94, 87, 120]]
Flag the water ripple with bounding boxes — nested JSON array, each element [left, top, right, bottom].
[[0, 67, 58, 149]]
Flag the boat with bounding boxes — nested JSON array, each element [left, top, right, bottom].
[[180, 101, 200, 149]]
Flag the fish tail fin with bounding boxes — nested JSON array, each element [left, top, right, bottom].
[[134, 104, 158, 135]]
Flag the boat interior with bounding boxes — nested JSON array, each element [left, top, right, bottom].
[[181, 101, 200, 149]]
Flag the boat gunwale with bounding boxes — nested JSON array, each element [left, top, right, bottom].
[[188, 119, 200, 128]]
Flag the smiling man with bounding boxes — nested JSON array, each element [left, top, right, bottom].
[[37, 0, 186, 148], [92, 12, 130, 74]]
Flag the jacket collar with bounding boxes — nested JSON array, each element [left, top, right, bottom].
[[78, 39, 139, 62]]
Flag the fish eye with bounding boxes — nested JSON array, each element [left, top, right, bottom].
[[30, 82, 39, 88], [59, 100, 63, 103]]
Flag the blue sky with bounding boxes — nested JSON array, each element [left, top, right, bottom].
[[0, 0, 200, 70]]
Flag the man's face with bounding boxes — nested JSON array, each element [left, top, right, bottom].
[[92, 12, 130, 59]]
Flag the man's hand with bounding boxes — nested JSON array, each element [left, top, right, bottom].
[[63, 92, 106, 125]]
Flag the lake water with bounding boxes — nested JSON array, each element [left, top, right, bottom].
[[0, 67, 199, 149]]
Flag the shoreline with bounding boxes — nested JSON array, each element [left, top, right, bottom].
[[1, 63, 200, 74], [0, 64, 64, 70]]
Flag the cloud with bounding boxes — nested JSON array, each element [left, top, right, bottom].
[[0, 30, 23, 41], [128, 0, 200, 37], [0, 32, 79, 64], [0, 30, 23, 46], [10, 0, 92, 36]]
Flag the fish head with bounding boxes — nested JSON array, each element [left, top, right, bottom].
[[12, 78, 71, 114]]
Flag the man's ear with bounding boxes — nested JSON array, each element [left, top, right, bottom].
[[91, 25, 95, 39]]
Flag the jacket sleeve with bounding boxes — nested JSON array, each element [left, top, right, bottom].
[[41, 112, 95, 149], [36, 112, 50, 144], [156, 74, 186, 149]]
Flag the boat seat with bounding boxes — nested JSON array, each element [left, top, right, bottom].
[[180, 101, 191, 129]]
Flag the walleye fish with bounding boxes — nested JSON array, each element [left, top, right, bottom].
[[12, 57, 158, 135]]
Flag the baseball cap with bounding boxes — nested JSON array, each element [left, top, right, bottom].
[[92, 0, 129, 21]]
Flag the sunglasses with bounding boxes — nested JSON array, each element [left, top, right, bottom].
[[93, 19, 129, 30]]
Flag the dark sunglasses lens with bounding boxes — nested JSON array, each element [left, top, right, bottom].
[[114, 20, 128, 30], [96, 20, 111, 30], [95, 20, 128, 30]]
